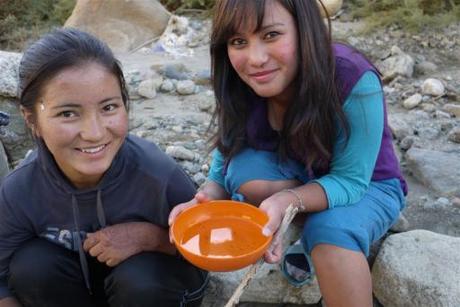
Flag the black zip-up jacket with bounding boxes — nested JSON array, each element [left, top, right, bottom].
[[0, 135, 196, 299]]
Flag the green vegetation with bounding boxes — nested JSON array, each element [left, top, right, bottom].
[[0, 0, 75, 50], [160, 0, 460, 30], [160, 0, 215, 12], [0, 0, 459, 51], [348, 0, 460, 32]]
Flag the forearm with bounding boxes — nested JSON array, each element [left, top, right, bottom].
[[134, 222, 176, 256], [0, 297, 22, 307], [284, 182, 328, 213], [259, 182, 329, 242], [200, 180, 230, 200]]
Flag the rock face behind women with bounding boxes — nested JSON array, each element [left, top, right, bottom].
[[64, 0, 171, 52], [318, 0, 343, 18]]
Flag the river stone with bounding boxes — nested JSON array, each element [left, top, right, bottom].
[[377, 50, 415, 80], [388, 113, 413, 140], [317, 0, 343, 18], [160, 79, 175, 92], [137, 79, 158, 99], [165, 145, 196, 161], [176, 80, 196, 95], [0, 51, 21, 98], [415, 61, 438, 75], [442, 104, 460, 117], [0, 98, 34, 163], [406, 148, 460, 196], [447, 126, 460, 143], [403, 93, 422, 109], [64, 0, 171, 52], [0, 141, 10, 179], [372, 230, 460, 307], [421, 78, 445, 96]]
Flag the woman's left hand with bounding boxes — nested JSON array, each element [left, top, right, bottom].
[[258, 192, 293, 264], [83, 222, 148, 267]]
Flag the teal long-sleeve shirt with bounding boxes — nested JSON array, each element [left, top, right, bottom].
[[208, 71, 384, 208]]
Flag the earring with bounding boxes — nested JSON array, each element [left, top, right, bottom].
[[40, 102, 45, 111]]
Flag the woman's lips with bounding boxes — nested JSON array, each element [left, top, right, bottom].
[[78, 144, 107, 154], [248, 69, 278, 82], [76, 143, 109, 159]]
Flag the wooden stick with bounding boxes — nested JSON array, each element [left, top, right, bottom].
[[224, 204, 299, 307], [223, 258, 263, 307]]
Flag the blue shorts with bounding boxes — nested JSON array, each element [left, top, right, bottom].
[[224, 148, 311, 201], [223, 148, 405, 256]]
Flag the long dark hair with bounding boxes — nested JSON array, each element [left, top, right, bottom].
[[18, 28, 129, 118], [210, 0, 349, 173]]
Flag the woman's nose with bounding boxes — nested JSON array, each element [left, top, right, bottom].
[[80, 114, 105, 141], [247, 41, 269, 67]]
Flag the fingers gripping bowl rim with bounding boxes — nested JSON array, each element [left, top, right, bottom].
[[171, 200, 273, 272]]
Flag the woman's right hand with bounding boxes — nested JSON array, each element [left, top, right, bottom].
[[168, 191, 211, 243], [168, 181, 229, 243], [259, 192, 293, 263], [168, 180, 230, 226]]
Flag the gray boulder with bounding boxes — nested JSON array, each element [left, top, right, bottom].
[[0, 98, 34, 164], [65, 0, 171, 52], [0, 141, 10, 179], [405, 148, 460, 196], [0, 51, 21, 98], [373, 230, 460, 307], [377, 47, 415, 80]]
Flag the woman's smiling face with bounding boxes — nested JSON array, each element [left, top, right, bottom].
[[226, 0, 299, 103], [31, 62, 128, 189]]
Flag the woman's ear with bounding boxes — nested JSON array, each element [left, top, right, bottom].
[[20, 106, 40, 137]]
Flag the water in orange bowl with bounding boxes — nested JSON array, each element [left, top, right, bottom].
[[180, 216, 266, 258]]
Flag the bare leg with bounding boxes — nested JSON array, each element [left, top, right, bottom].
[[238, 179, 301, 205], [312, 244, 372, 307]]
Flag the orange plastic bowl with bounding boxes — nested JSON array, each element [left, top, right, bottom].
[[171, 200, 272, 272]]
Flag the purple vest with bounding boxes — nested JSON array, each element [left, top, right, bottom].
[[246, 43, 408, 194]]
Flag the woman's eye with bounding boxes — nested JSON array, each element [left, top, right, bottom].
[[229, 38, 246, 46], [103, 104, 118, 112], [264, 31, 280, 40], [58, 110, 76, 118]]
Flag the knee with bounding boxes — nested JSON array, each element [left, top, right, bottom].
[[106, 257, 173, 305], [239, 179, 300, 205], [239, 180, 275, 205], [310, 244, 347, 269], [108, 275, 179, 307], [109, 273, 162, 300], [9, 239, 59, 289], [302, 213, 368, 257], [107, 253, 207, 307]]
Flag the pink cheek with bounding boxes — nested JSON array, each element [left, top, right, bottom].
[[108, 118, 123, 126], [285, 44, 298, 61], [278, 49, 294, 61], [228, 53, 245, 73], [116, 119, 129, 133]]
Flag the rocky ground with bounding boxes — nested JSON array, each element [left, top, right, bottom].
[[0, 15, 459, 307]]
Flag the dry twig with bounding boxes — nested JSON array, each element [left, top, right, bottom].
[[224, 204, 299, 307]]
